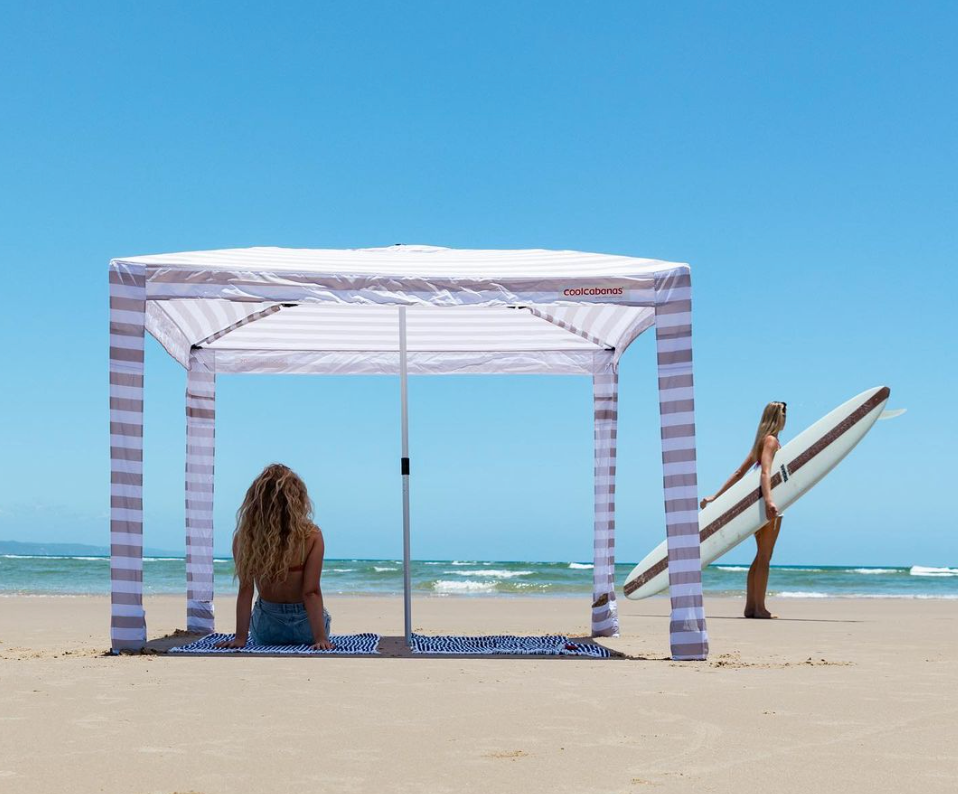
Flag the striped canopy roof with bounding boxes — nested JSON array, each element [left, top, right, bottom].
[[116, 244, 687, 374]]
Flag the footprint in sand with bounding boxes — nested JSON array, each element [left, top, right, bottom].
[[138, 746, 187, 755], [484, 750, 529, 760]]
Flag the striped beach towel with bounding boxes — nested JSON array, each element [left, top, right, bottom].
[[410, 633, 612, 657], [169, 632, 380, 656]]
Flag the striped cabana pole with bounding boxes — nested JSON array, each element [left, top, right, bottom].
[[591, 352, 619, 637], [654, 268, 709, 660], [109, 262, 147, 652], [185, 348, 216, 633]]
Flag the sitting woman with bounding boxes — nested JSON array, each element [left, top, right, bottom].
[[217, 463, 333, 649]]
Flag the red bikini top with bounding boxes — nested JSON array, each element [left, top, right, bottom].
[[288, 536, 308, 573]]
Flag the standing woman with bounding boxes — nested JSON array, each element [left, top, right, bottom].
[[216, 463, 334, 649], [699, 402, 787, 619]]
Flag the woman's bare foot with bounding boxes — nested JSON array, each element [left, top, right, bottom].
[[744, 607, 755, 618], [749, 608, 777, 619]]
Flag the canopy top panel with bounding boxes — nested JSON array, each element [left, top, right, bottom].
[[115, 243, 685, 281]]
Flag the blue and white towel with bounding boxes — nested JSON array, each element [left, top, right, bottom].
[[410, 633, 612, 658], [169, 632, 381, 656]]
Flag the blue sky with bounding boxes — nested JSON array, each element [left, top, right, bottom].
[[0, 2, 954, 566]]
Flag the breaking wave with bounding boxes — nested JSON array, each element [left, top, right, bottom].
[[910, 566, 958, 577], [432, 580, 498, 594]]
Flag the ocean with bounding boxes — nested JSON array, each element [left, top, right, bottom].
[[1, 556, 957, 599]]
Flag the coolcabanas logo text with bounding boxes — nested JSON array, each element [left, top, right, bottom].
[[561, 286, 624, 297], [557, 284, 642, 303]]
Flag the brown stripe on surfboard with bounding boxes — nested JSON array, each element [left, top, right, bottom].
[[700, 472, 782, 544], [624, 388, 889, 597], [787, 387, 889, 475]]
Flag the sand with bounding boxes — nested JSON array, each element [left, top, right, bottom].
[[0, 594, 955, 793]]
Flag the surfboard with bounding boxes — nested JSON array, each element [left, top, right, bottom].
[[623, 386, 891, 600]]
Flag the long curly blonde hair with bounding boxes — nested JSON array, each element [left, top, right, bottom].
[[234, 464, 315, 586], [750, 401, 787, 463]]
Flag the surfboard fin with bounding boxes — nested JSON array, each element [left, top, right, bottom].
[[878, 408, 906, 420]]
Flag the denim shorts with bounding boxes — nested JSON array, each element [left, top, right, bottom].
[[249, 598, 331, 646]]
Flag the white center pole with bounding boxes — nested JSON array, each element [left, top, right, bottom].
[[399, 307, 412, 647]]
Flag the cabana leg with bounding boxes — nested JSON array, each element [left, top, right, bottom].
[[398, 307, 413, 647], [109, 262, 147, 652], [654, 270, 709, 661], [591, 353, 619, 637], [185, 348, 216, 634]]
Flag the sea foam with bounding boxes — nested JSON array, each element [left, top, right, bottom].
[[910, 566, 958, 577], [432, 580, 498, 594], [445, 569, 532, 578]]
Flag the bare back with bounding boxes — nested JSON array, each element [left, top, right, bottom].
[[249, 527, 324, 603]]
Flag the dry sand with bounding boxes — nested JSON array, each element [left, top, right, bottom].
[[0, 594, 955, 793]]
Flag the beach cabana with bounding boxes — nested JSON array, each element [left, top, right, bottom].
[[108, 245, 709, 659]]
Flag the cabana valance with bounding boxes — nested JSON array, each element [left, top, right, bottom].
[[109, 244, 709, 659]]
